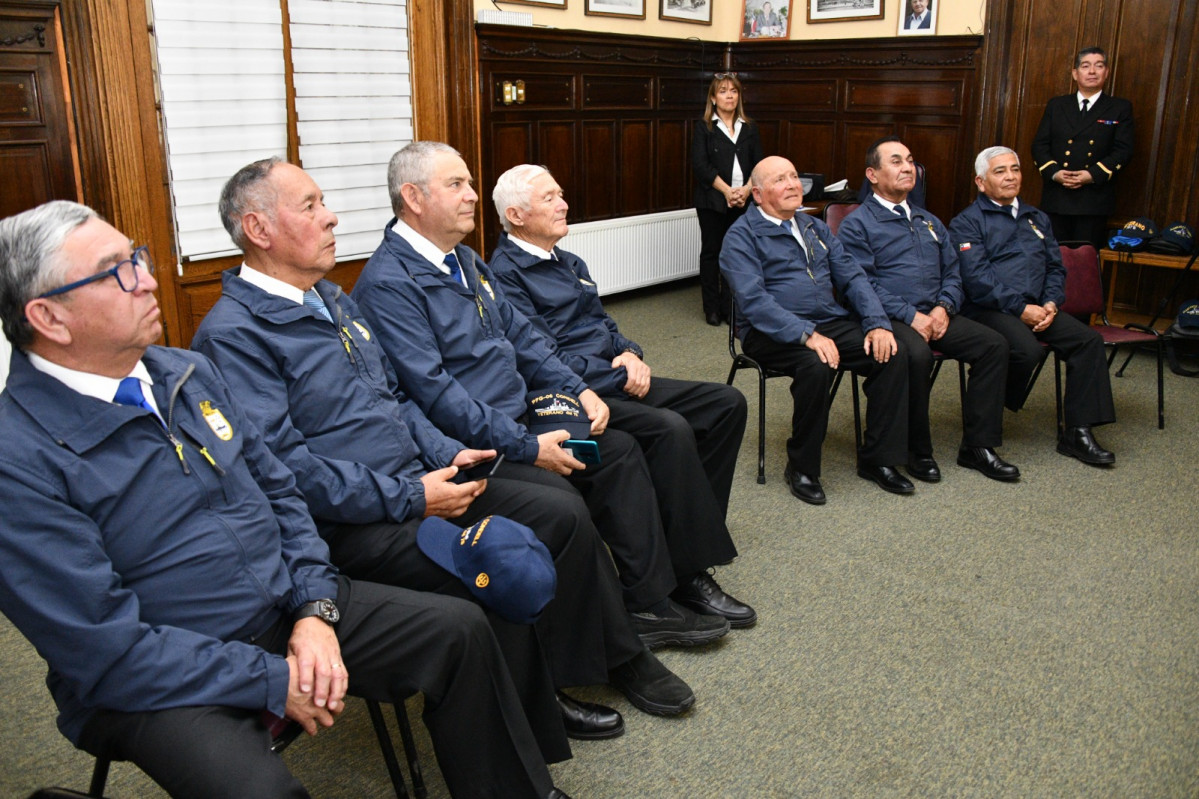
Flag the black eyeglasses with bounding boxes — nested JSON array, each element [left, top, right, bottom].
[[714, 72, 738, 79], [37, 246, 155, 299]]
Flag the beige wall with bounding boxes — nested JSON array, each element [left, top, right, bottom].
[[474, 0, 984, 41]]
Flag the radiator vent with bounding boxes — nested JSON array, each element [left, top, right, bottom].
[[562, 210, 700, 296]]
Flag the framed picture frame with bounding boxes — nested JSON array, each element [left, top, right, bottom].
[[896, 0, 936, 34], [739, 0, 791, 39], [659, 0, 713, 25], [502, 0, 567, 6], [585, 0, 646, 19], [806, 0, 883, 24]]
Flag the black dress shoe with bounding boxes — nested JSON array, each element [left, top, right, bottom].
[[609, 648, 696, 716], [856, 464, 915, 495], [957, 446, 1021, 481], [547, 789, 573, 799], [906, 455, 941, 483], [556, 691, 624, 740], [783, 463, 826, 505], [671, 571, 757, 628], [1057, 426, 1115, 465], [629, 599, 730, 649], [705, 311, 722, 326]]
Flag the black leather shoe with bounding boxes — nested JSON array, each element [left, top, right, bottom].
[[547, 789, 573, 799], [957, 446, 1021, 481], [856, 464, 915, 495], [556, 691, 624, 740], [906, 455, 941, 483], [1057, 426, 1115, 465], [783, 463, 826, 505], [672, 571, 757, 628], [629, 599, 730, 649], [609, 648, 696, 716], [705, 311, 721, 326]]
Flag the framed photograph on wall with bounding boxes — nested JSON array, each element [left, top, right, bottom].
[[806, 0, 883, 24], [585, 0, 646, 19], [660, 0, 713, 25], [896, 0, 936, 33], [739, 0, 791, 39]]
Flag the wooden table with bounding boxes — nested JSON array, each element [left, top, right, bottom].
[[1098, 248, 1196, 321]]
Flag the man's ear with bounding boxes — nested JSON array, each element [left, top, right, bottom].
[[241, 211, 272, 251], [865, 167, 879, 187], [400, 183, 423, 217], [974, 175, 986, 194], [505, 206, 525, 228], [23, 298, 73, 347]]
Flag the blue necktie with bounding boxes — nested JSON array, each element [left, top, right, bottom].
[[114, 377, 157, 415], [444, 252, 464, 286], [302, 289, 333, 322], [893, 204, 908, 221]]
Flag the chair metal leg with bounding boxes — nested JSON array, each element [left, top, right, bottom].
[[88, 758, 109, 798], [1156, 338, 1165, 429], [1053, 354, 1065, 437], [850, 372, 863, 452], [756, 368, 767, 484], [392, 701, 427, 799], [366, 699, 411, 799]]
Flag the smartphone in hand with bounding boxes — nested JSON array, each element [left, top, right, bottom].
[[562, 439, 601, 465], [451, 453, 505, 483]]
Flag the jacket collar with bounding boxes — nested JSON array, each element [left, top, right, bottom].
[[494, 232, 556, 270], [381, 219, 479, 294], [4, 346, 193, 455], [221, 267, 346, 327]]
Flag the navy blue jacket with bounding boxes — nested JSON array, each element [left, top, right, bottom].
[[352, 220, 587, 464], [488, 233, 643, 399], [836, 197, 964, 324], [0, 347, 335, 744], [719, 207, 890, 345], [948, 194, 1066, 316], [193, 269, 465, 533]]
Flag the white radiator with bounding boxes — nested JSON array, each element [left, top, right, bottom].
[[561, 210, 700, 296]]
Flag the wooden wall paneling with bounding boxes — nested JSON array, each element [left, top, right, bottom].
[[755, 119, 781, 162], [898, 124, 964, 221], [582, 121, 617, 220], [778, 121, 836, 181], [537, 121, 579, 200], [619, 120, 652, 215], [843, 122, 895, 193], [654, 119, 690, 209]]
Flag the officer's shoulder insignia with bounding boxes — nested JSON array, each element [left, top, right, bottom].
[[478, 276, 496, 300], [352, 320, 371, 341], [198, 400, 233, 441]]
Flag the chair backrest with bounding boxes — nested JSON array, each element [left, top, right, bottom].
[[823, 202, 860, 236], [1058, 243, 1104, 318]]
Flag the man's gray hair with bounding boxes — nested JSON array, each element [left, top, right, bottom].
[[492, 164, 551, 233], [975, 146, 1019, 179], [387, 142, 461, 217], [0, 200, 98, 348], [219, 156, 284, 250]]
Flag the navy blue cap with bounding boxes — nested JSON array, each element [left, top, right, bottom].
[[1177, 299, 1199, 330], [525, 389, 591, 439], [417, 515, 557, 624]]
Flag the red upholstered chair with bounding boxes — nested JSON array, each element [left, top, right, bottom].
[[822, 202, 860, 236], [1057, 243, 1164, 429]]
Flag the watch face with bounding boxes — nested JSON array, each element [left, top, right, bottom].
[[317, 599, 340, 624]]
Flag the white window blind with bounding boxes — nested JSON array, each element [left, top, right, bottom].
[[151, 0, 288, 260], [151, 0, 413, 263], [289, 0, 413, 260]]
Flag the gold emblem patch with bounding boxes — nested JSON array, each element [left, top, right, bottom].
[[198, 400, 233, 441], [475, 573, 490, 588]]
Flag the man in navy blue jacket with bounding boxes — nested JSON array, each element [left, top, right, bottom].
[[720, 155, 911, 504], [837, 137, 1018, 483], [353, 142, 728, 712], [488, 164, 755, 628], [949, 146, 1115, 465], [0, 201, 568, 798], [193, 158, 691, 735]]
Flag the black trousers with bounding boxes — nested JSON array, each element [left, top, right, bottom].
[[324, 476, 642, 700], [697, 206, 747, 317], [606, 376, 745, 576], [744, 318, 910, 477], [1048, 212, 1109, 252], [78, 578, 555, 799], [969, 309, 1115, 428], [889, 316, 1009, 453], [495, 429, 677, 612]]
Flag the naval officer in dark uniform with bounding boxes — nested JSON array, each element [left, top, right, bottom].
[[1031, 46, 1134, 250]]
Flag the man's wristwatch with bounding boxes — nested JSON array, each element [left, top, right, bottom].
[[934, 301, 956, 317], [294, 598, 340, 626]]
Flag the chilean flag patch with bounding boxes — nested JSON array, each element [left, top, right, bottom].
[[959, 242, 972, 251]]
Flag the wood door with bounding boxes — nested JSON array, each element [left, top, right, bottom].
[[0, 1, 78, 219]]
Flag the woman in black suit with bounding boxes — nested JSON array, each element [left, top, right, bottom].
[[692, 72, 763, 325]]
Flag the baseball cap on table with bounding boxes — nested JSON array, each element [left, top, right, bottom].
[[1108, 217, 1157, 252], [1146, 221, 1195, 256], [1177, 299, 1199, 331], [525, 389, 591, 439], [417, 515, 557, 624]]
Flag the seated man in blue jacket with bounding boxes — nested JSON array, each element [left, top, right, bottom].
[[193, 157, 692, 736], [837, 137, 1019, 483], [0, 201, 570, 799], [353, 141, 729, 711], [949, 146, 1115, 465], [720, 155, 911, 504], [487, 164, 755, 628]]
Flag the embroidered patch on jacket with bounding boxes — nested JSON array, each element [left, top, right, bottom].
[[352, 320, 371, 341], [959, 242, 972, 251], [199, 400, 233, 441]]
